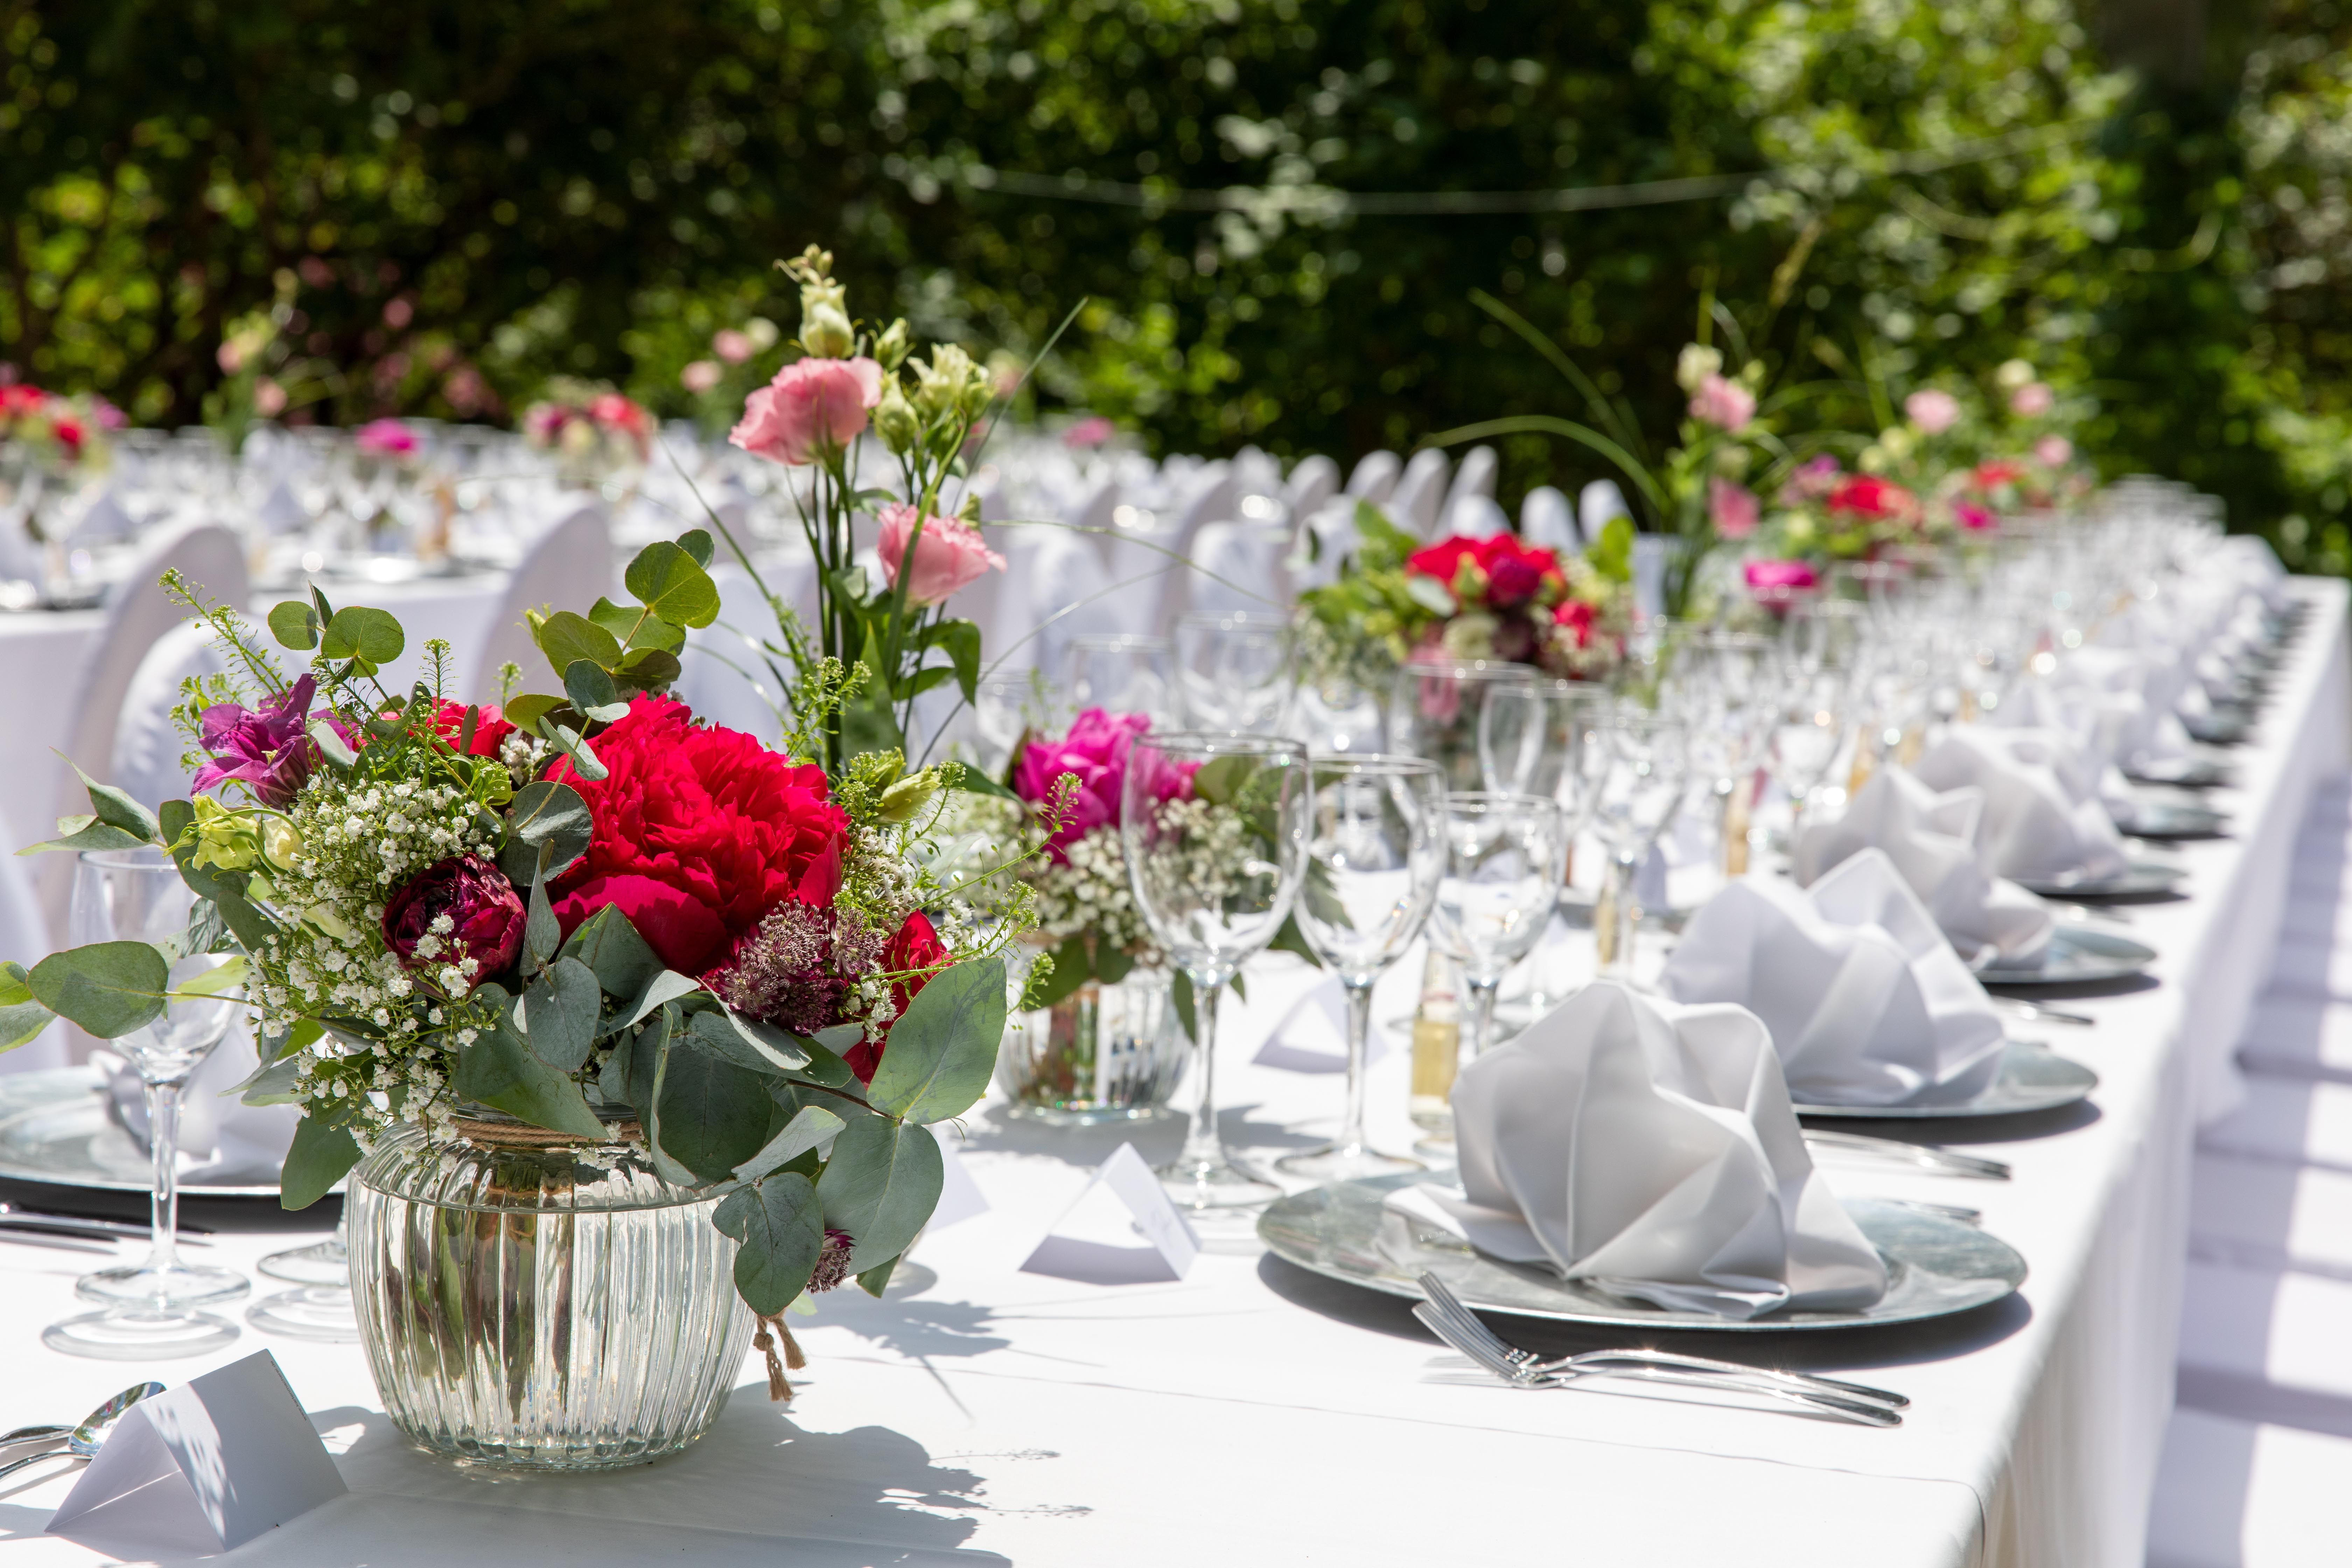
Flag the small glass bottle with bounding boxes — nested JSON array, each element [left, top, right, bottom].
[[1408, 948, 1463, 1146]]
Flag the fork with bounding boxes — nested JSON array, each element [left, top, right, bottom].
[[1802, 1130, 2012, 1180], [1417, 1274, 1907, 1415], [1413, 1303, 1903, 1427]]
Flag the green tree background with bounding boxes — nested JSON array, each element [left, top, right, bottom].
[[5, 0, 2348, 567]]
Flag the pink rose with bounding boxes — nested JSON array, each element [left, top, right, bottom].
[[1905, 389, 1961, 435], [713, 329, 754, 365], [1708, 477, 1759, 539], [2034, 435, 2073, 467], [1063, 415, 1115, 448], [729, 356, 883, 467], [1744, 558, 1819, 593], [2009, 382, 2054, 417], [1013, 707, 1176, 860], [355, 418, 417, 457], [1687, 373, 1756, 432], [875, 503, 1007, 605], [680, 360, 722, 394]]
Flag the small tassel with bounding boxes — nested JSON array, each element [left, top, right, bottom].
[[752, 1316, 793, 1402], [779, 1319, 807, 1370]]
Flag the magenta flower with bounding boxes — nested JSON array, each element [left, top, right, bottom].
[[1744, 559, 1820, 594], [1013, 707, 1178, 860], [355, 418, 418, 457], [382, 855, 527, 979], [191, 676, 334, 807]]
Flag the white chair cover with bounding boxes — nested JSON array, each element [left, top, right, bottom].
[[1012, 527, 1122, 680], [1521, 486, 1580, 553], [1444, 494, 1512, 540], [1444, 445, 1499, 511], [1388, 449, 1451, 537], [112, 618, 253, 813], [1345, 450, 1402, 503], [470, 504, 615, 703], [1180, 521, 1292, 621], [1282, 455, 1340, 519], [1580, 478, 1633, 539]]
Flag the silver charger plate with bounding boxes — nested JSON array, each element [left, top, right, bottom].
[[2014, 859, 2186, 899], [1976, 923, 2157, 987], [2114, 799, 2231, 839], [1792, 1040, 2096, 1120], [2124, 756, 2234, 790], [0, 1067, 288, 1199], [1260, 1178, 2026, 1332]]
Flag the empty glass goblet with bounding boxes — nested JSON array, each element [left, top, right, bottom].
[[1122, 732, 1310, 1209], [1174, 611, 1296, 733], [1769, 656, 1854, 845], [1427, 793, 1566, 1064], [1388, 660, 1537, 791], [1589, 712, 1689, 980], [1064, 633, 1177, 726], [1278, 755, 1446, 1182], [46, 849, 250, 1360]]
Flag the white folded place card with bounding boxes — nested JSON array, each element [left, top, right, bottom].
[[1794, 766, 2054, 966], [1021, 1142, 1200, 1285], [49, 1351, 345, 1555], [1660, 849, 2007, 1108], [1392, 980, 1885, 1319], [926, 1125, 991, 1234], [1253, 976, 1385, 1074]]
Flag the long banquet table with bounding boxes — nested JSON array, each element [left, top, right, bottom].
[[1, 579, 2345, 1568]]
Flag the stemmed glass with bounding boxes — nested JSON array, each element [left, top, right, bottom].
[[1064, 633, 1177, 725], [1769, 655, 1853, 845], [1427, 793, 1567, 1066], [1122, 732, 1310, 1209], [46, 850, 250, 1359], [1278, 756, 1446, 1182], [1174, 611, 1296, 733], [248, 1220, 357, 1343], [1589, 712, 1689, 980], [1387, 661, 1537, 790], [1682, 633, 1773, 876]]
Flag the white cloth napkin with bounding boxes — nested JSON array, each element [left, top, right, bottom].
[[1659, 850, 2008, 1107], [1914, 727, 2132, 884], [1794, 767, 2055, 965], [1387, 981, 1886, 1318]]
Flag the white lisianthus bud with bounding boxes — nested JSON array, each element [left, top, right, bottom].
[[800, 282, 855, 359], [874, 377, 921, 455], [912, 343, 978, 421], [874, 317, 911, 371], [1675, 343, 1722, 394]]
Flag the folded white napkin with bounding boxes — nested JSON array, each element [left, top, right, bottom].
[[1659, 851, 2008, 1107], [1794, 768, 2055, 965], [1914, 727, 2132, 884], [1387, 981, 1886, 1318]]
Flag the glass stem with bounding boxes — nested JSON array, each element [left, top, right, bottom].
[[1602, 854, 1640, 979], [145, 1076, 185, 1282], [1466, 976, 1500, 1059], [1175, 972, 1228, 1174], [1337, 979, 1375, 1158]]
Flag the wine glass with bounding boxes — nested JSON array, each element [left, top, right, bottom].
[[974, 668, 1064, 774], [1427, 793, 1566, 1066], [1064, 634, 1177, 725], [1174, 611, 1296, 733], [1683, 633, 1773, 876], [1122, 731, 1310, 1209], [1278, 756, 1446, 1182], [1387, 661, 1537, 790], [248, 1211, 358, 1343], [1589, 712, 1689, 980], [46, 850, 250, 1359], [1769, 654, 1853, 845]]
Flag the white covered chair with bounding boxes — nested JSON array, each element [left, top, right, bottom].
[[1006, 526, 1123, 682], [1282, 454, 1340, 519], [1580, 478, 1634, 539], [470, 503, 615, 703], [1443, 494, 1512, 540], [1171, 520, 1292, 625], [1345, 450, 1402, 503], [1388, 449, 1451, 537], [1522, 485, 1580, 553], [1444, 445, 1499, 511]]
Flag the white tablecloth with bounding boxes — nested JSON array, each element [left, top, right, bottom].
[[1, 579, 2344, 1567]]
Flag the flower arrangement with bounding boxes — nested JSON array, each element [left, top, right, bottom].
[[1296, 505, 1632, 690], [524, 379, 654, 484], [0, 383, 114, 473], [0, 524, 1029, 1357]]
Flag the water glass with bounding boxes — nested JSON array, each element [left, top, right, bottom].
[[1388, 661, 1538, 791], [1122, 732, 1310, 1209], [1427, 793, 1566, 1064], [1590, 713, 1689, 979], [1175, 611, 1296, 732], [46, 850, 250, 1360], [1064, 633, 1177, 725], [1279, 756, 1446, 1182]]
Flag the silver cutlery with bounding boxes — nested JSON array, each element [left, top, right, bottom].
[[0, 1222, 116, 1254], [2049, 901, 2133, 927], [1802, 1129, 2012, 1180], [1995, 999, 2094, 1028], [1412, 1282, 1903, 1426], [0, 1383, 164, 1481], [1884, 1198, 1984, 1226]]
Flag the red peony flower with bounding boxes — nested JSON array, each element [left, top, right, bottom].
[[1826, 474, 1915, 522], [547, 695, 849, 973], [1554, 598, 1597, 649], [1405, 536, 1482, 592], [1973, 460, 2024, 491], [1405, 534, 1563, 612], [427, 699, 517, 759], [840, 911, 952, 1083]]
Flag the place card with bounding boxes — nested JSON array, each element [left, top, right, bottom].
[[1253, 976, 1381, 1074], [1021, 1142, 1200, 1285], [927, 1124, 991, 1233], [48, 1351, 346, 1555]]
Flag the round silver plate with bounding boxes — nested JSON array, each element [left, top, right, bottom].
[[0, 1068, 287, 1199], [2124, 757, 2233, 790], [1792, 1040, 2096, 1120], [1976, 923, 2157, 987], [2014, 859, 2186, 899], [2115, 800, 2230, 839], [1260, 1179, 2027, 1332]]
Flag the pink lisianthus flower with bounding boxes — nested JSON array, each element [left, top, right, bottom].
[[680, 360, 722, 394], [2009, 382, 2054, 418], [2034, 435, 2074, 468], [1905, 389, 1962, 435], [1707, 477, 1760, 539], [730, 356, 883, 466], [1013, 708, 1166, 860], [1744, 558, 1820, 594], [1063, 415, 1115, 448], [875, 503, 1007, 605], [1782, 454, 1843, 504], [1687, 373, 1756, 432], [712, 329, 755, 365], [355, 418, 418, 457]]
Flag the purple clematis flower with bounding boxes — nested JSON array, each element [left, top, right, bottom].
[[192, 676, 333, 807]]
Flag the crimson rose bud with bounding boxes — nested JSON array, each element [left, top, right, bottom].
[[382, 855, 527, 978]]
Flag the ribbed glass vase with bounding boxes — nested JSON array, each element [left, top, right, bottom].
[[347, 1114, 753, 1471]]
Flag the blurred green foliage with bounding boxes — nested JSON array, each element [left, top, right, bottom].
[[5, 0, 2351, 566]]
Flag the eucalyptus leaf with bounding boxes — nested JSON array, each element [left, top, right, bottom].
[[0, 986, 53, 1052], [536, 718, 607, 782], [1028, 937, 1092, 1010], [15, 817, 150, 857], [817, 1115, 944, 1271], [450, 1017, 604, 1136], [615, 648, 683, 692], [655, 1043, 774, 1184], [0, 961, 32, 1008], [69, 763, 160, 845], [730, 1104, 845, 1186], [499, 780, 593, 886], [280, 1116, 362, 1210], [168, 956, 249, 1001], [639, 1028, 706, 1188], [28, 941, 168, 1038], [268, 600, 322, 651], [502, 692, 569, 732], [563, 658, 631, 724], [561, 903, 664, 1008], [234, 1052, 307, 1106], [623, 540, 722, 628], [310, 720, 358, 769], [683, 1008, 809, 1077], [535, 610, 623, 679], [520, 956, 601, 1072], [865, 957, 1005, 1125], [623, 969, 705, 1030], [712, 1172, 824, 1316], [320, 606, 405, 669], [856, 1254, 899, 1298], [522, 846, 560, 976], [597, 1022, 637, 1107]]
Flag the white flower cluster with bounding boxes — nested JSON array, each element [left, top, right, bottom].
[[1028, 826, 1158, 961], [253, 774, 502, 1133]]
